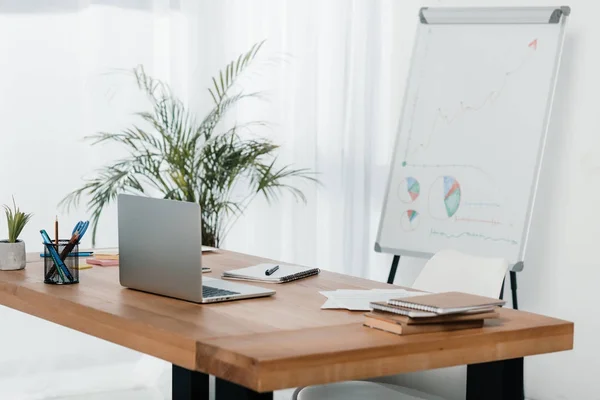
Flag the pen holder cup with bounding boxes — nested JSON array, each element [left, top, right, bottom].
[[43, 240, 80, 285]]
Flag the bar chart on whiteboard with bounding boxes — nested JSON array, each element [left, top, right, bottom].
[[376, 13, 567, 264]]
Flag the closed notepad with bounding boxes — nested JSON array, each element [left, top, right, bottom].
[[86, 258, 119, 267], [222, 264, 320, 283], [388, 291, 505, 315], [368, 308, 499, 325], [364, 313, 484, 336]]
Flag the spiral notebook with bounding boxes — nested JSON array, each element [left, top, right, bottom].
[[222, 264, 320, 283], [387, 291, 505, 315], [370, 302, 439, 318], [370, 301, 500, 320]]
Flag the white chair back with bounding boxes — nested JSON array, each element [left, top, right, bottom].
[[412, 249, 508, 298]]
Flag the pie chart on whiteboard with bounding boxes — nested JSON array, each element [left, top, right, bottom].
[[428, 176, 461, 219], [401, 210, 420, 231], [398, 177, 420, 203]]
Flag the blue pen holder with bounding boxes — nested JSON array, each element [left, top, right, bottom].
[[43, 240, 80, 285]]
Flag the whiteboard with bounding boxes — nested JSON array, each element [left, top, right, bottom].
[[375, 7, 569, 266]]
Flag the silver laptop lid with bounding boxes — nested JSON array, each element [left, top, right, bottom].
[[117, 194, 203, 301]]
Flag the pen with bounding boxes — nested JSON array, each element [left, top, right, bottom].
[[40, 237, 67, 283], [41, 230, 74, 282], [72, 221, 82, 236], [265, 265, 279, 276], [59, 231, 80, 260], [40, 251, 94, 258], [72, 221, 90, 241], [46, 244, 67, 283], [79, 221, 89, 240]]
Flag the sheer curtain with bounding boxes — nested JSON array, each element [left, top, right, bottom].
[[0, 0, 427, 398], [188, 0, 420, 282], [0, 2, 193, 399]]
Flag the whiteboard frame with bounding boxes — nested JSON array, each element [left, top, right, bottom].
[[374, 6, 570, 270], [420, 6, 570, 25]]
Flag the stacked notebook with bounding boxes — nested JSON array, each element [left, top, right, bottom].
[[365, 291, 504, 336]]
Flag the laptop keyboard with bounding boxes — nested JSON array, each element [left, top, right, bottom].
[[203, 285, 240, 298]]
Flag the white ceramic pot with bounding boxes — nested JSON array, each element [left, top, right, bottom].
[[0, 240, 26, 270]]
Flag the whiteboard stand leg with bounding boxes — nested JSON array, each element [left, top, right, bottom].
[[387, 255, 401, 284], [510, 271, 519, 310], [509, 271, 524, 399]]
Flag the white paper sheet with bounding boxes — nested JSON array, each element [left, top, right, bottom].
[[320, 289, 417, 311]]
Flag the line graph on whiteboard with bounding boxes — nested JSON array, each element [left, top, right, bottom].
[[401, 37, 539, 168], [429, 228, 518, 245], [392, 34, 541, 247]]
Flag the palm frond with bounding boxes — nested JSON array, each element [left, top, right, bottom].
[[208, 40, 265, 105], [60, 162, 146, 245], [251, 159, 318, 204], [197, 91, 265, 142], [132, 64, 170, 103]]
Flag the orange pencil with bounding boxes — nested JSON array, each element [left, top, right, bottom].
[[54, 216, 59, 251]]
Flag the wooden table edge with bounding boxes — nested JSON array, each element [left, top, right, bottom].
[[197, 319, 573, 392], [0, 279, 198, 370], [5, 251, 575, 394]]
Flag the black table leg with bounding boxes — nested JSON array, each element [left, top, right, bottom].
[[467, 357, 524, 400], [216, 377, 273, 400], [172, 364, 209, 400], [172, 364, 273, 400]]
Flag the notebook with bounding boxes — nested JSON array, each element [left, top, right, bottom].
[[371, 302, 439, 318], [222, 263, 320, 283], [367, 307, 499, 324], [87, 258, 119, 267], [387, 291, 505, 315], [364, 313, 485, 336]]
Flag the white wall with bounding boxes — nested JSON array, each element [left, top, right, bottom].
[[0, 4, 188, 250], [0, 4, 188, 399], [512, 1, 598, 397]]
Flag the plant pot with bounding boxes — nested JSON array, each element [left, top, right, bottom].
[[0, 240, 26, 270]]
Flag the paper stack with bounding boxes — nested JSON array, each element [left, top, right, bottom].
[[86, 249, 119, 267]]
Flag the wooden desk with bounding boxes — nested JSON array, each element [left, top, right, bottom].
[[1, 250, 572, 400]]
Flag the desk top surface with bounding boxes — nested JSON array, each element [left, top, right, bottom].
[[0, 249, 573, 392]]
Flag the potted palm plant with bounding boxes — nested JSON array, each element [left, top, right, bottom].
[[0, 198, 33, 270], [60, 41, 317, 247]]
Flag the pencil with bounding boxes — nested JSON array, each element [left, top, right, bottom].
[[54, 216, 59, 251]]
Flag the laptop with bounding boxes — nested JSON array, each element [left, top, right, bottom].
[[117, 194, 275, 303]]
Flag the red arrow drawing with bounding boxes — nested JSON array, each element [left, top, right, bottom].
[[528, 39, 538, 50]]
